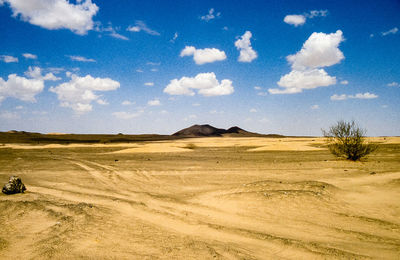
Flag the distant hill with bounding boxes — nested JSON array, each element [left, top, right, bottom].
[[172, 124, 283, 137]]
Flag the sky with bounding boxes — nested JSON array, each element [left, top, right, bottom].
[[0, 0, 399, 136]]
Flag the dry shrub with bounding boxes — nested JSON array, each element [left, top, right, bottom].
[[322, 120, 377, 161]]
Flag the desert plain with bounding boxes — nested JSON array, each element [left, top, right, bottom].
[[0, 136, 399, 259]]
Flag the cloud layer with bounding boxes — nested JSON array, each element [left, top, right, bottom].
[[235, 31, 257, 62], [180, 46, 226, 65], [1, 0, 98, 35], [163, 72, 234, 97], [331, 92, 378, 100], [50, 72, 120, 113]]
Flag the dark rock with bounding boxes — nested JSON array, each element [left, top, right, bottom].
[[2, 176, 26, 195], [370, 172, 376, 175]]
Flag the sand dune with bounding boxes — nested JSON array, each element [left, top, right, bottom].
[[0, 137, 399, 259]]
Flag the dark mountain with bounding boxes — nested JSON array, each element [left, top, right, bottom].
[[172, 124, 275, 137], [172, 124, 226, 137]]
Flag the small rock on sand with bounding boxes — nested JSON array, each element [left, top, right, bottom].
[[2, 176, 26, 195]]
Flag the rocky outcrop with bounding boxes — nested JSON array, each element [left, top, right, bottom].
[[2, 176, 26, 195]]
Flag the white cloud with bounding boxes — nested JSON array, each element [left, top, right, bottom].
[[15, 105, 23, 109], [259, 117, 269, 123], [1, 0, 98, 35], [110, 32, 129, 40], [180, 46, 226, 65], [148, 98, 161, 106], [340, 80, 349, 85], [136, 69, 143, 73], [235, 31, 257, 62], [257, 92, 268, 96], [164, 72, 234, 97], [307, 10, 328, 18], [160, 110, 168, 114], [113, 111, 143, 120], [387, 82, 399, 87], [283, 15, 306, 27], [0, 66, 58, 103], [68, 55, 96, 62], [150, 68, 158, 72], [254, 86, 262, 90], [330, 92, 378, 101], [382, 27, 398, 36], [330, 94, 347, 101], [0, 55, 18, 63], [127, 20, 160, 36], [121, 100, 134, 106], [94, 22, 129, 40], [146, 62, 161, 66], [269, 69, 336, 94], [287, 30, 344, 70], [284, 10, 328, 27], [144, 82, 154, 86], [250, 108, 257, 113], [96, 99, 108, 105], [269, 30, 344, 94], [311, 104, 319, 109], [192, 103, 200, 106], [49, 72, 120, 113], [22, 53, 37, 59], [200, 8, 220, 22], [170, 32, 178, 43]]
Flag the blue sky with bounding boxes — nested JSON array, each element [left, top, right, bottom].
[[0, 0, 399, 135]]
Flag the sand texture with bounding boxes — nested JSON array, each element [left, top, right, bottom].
[[0, 137, 399, 259]]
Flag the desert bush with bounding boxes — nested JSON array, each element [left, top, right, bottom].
[[322, 120, 377, 161], [185, 143, 197, 149]]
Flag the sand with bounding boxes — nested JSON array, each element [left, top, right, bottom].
[[0, 137, 399, 259]]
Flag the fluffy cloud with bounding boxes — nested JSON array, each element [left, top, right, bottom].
[[0, 55, 18, 63], [68, 55, 96, 62], [0, 0, 98, 35], [284, 10, 328, 27], [148, 98, 161, 106], [200, 8, 220, 22], [269, 69, 336, 94], [22, 53, 37, 59], [250, 108, 257, 113], [382, 27, 398, 36], [235, 31, 257, 62], [164, 72, 234, 97], [283, 15, 306, 27], [330, 92, 378, 101], [340, 80, 349, 85], [269, 30, 344, 94], [49, 73, 120, 113], [180, 46, 226, 65], [144, 82, 154, 86], [311, 104, 319, 110], [127, 20, 159, 36], [287, 30, 344, 70], [0, 66, 58, 103]]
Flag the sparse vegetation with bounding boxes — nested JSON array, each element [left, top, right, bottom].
[[322, 120, 377, 161], [185, 143, 197, 149]]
